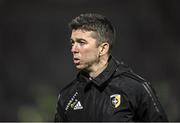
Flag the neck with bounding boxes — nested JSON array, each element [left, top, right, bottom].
[[88, 55, 109, 79]]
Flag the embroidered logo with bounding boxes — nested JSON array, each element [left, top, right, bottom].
[[110, 94, 121, 108], [73, 101, 83, 110], [65, 92, 78, 111]]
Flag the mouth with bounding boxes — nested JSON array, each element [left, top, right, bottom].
[[73, 58, 80, 64]]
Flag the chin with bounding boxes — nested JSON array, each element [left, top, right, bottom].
[[75, 64, 89, 71], [75, 65, 84, 70]]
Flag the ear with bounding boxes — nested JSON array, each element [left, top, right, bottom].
[[99, 42, 109, 56]]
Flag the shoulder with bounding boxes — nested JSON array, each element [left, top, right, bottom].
[[122, 71, 146, 89], [61, 79, 78, 94], [108, 70, 150, 105], [108, 70, 150, 108], [111, 70, 146, 92], [106, 58, 148, 96], [57, 79, 78, 102], [110, 58, 146, 92]]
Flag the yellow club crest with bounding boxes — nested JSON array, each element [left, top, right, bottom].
[[110, 94, 121, 108]]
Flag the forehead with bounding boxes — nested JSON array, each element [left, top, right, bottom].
[[71, 29, 98, 40]]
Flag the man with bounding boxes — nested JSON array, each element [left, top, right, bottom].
[[54, 13, 168, 121]]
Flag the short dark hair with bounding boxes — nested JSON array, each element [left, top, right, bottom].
[[69, 13, 116, 54]]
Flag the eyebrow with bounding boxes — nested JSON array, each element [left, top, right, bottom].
[[70, 38, 87, 43]]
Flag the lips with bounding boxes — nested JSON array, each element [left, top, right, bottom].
[[73, 58, 80, 64]]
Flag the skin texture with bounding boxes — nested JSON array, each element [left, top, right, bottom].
[[70, 29, 110, 78]]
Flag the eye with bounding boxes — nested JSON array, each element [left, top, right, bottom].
[[79, 41, 85, 45], [78, 39, 87, 46]]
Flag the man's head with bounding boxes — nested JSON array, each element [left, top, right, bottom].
[[69, 13, 116, 72], [69, 13, 116, 54]]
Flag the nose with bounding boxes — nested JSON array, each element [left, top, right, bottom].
[[71, 43, 79, 53]]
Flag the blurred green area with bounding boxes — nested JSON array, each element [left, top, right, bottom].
[[17, 84, 57, 121]]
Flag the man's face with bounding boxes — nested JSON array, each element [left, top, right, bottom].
[[70, 29, 100, 71]]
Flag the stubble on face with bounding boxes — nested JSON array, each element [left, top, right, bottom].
[[71, 30, 101, 72]]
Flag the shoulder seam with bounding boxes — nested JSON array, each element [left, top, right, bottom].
[[142, 82, 160, 113], [121, 71, 145, 83]]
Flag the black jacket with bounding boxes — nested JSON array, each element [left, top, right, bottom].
[[54, 56, 168, 121]]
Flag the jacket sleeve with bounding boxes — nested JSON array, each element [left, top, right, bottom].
[[54, 94, 67, 122], [136, 81, 168, 121]]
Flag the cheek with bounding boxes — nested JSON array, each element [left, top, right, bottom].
[[82, 48, 99, 59]]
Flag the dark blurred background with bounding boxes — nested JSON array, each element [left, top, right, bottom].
[[0, 0, 179, 121]]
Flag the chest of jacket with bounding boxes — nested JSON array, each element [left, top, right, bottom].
[[63, 81, 134, 121]]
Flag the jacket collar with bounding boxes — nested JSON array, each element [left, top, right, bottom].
[[77, 55, 131, 86]]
